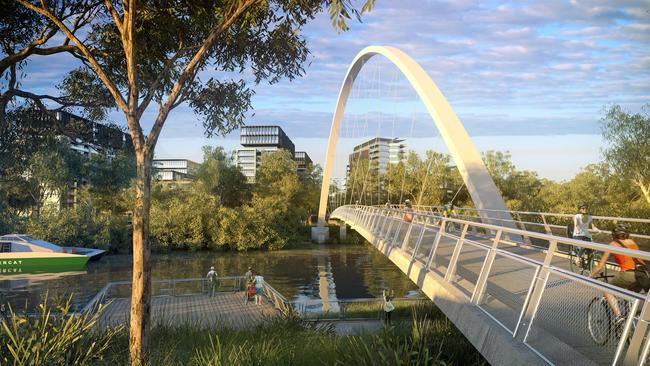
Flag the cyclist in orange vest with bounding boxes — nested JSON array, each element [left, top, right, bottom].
[[590, 225, 645, 319]]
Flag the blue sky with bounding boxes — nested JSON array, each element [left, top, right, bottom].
[[17, 0, 650, 180]]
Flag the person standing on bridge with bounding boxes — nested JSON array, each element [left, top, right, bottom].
[[206, 266, 219, 297], [403, 199, 414, 223], [254, 272, 265, 305]]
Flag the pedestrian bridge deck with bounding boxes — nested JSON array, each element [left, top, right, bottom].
[[332, 205, 650, 366], [98, 291, 279, 328]]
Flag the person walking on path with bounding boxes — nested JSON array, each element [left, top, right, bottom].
[[254, 273, 265, 305], [206, 266, 219, 297], [383, 289, 395, 325]]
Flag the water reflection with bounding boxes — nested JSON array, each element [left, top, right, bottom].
[[0, 244, 421, 312]]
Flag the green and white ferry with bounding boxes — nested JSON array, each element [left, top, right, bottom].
[[0, 234, 106, 274]]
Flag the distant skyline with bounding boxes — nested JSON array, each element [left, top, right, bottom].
[[19, 1, 649, 180], [155, 134, 603, 182]]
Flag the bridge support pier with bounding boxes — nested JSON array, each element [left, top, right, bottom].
[[339, 222, 347, 242], [311, 226, 329, 244]]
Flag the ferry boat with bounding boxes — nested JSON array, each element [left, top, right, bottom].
[[0, 234, 106, 273]]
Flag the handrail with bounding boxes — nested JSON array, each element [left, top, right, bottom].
[[332, 205, 650, 364], [411, 204, 650, 224], [386, 204, 650, 240], [416, 210, 650, 241], [343, 205, 650, 262]]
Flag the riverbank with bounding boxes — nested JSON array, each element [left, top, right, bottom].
[[0, 299, 487, 366]]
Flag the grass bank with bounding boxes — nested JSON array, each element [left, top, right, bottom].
[[1, 299, 486, 366]]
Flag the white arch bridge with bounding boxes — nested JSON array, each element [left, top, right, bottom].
[[314, 46, 650, 366]]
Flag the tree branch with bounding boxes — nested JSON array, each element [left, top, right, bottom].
[[137, 43, 187, 119], [145, 0, 257, 153], [0, 26, 56, 74], [104, 0, 124, 36], [17, 0, 129, 113]]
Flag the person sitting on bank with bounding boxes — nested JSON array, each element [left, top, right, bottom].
[[206, 266, 218, 297]]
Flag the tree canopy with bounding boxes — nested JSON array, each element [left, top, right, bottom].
[[601, 104, 650, 205]]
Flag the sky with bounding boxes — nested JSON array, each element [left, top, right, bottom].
[[17, 0, 650, 181]]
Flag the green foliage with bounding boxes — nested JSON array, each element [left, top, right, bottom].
[[87, 151, 136, 213], [481, 151, 545, 211], [26, 194, 131, 252], [0, 296, 121, 366], [195, 146, 249, 207], [348, 150, 467, 207], [149, 148, 321, 251], [95, 302, 483, 365], [601, 104, 650, 205]]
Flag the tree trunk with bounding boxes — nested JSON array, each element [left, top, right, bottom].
[[639, 181, 650, 206], [129, 147, 152, 366]]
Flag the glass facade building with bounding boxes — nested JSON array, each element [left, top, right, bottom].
[[295, 151, 313, 172], [236, 125, 309, 183], [153, 159, 200, 182], [348, 137, 407, 174]]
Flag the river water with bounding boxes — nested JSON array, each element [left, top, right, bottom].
[[0, 243, 421, 312]]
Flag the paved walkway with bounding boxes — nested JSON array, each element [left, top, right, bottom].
[[99, 291, 279, 328], [349, 213, 642, 366]]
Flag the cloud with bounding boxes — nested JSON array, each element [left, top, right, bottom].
[[13, 0, 650, 144]]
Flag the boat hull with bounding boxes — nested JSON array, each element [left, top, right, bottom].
[[0, 253, 88, 275]]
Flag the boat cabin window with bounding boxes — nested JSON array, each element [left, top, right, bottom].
[[17, 235, 32, 241], [1, 236, 18, 241], [0, 242, 11, 252]]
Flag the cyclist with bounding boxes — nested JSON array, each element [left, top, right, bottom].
[[572, 203, 601, 267], [573, 203, 601, 242], [403, 199, 414, 223], [590, 225, 644, 319], [442, 204, 457, 232]]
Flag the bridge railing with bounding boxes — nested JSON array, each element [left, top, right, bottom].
[[333, 205, 650, 366], [405, 204, 650, 246]]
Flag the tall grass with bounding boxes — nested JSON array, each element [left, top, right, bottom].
[[2, 298, 486, 366], [0, 295, 121, 366]]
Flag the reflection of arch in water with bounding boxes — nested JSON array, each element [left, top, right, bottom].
[[318, 46, 514, 226]]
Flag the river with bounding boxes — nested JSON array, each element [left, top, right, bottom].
[[0, 243, 421, 312]]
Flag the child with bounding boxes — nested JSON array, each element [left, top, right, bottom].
[[383, 289, 395, 325]]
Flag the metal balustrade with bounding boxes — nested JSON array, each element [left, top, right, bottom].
[[401, 204, 650, 243], [332, 204, 650, 366]]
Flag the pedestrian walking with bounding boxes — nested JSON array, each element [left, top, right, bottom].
[[206, 266, 218, 297]]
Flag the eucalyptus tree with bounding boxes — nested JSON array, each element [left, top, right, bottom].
[[16, 0, 374, 363], [601, 104, 650, 205], [0, 0, 110, 178]]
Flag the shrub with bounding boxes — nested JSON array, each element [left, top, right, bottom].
[[0, 296, 121, 366]]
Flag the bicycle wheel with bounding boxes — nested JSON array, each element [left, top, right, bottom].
[[591, 251, 607, 278], [588, 297, 613, 345]]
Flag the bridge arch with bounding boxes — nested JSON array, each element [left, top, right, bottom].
[[318, 45, 513, 226]]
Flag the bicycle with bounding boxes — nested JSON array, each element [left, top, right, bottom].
[[587, 274, 635, 346], [569, 246, 606, 277]]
